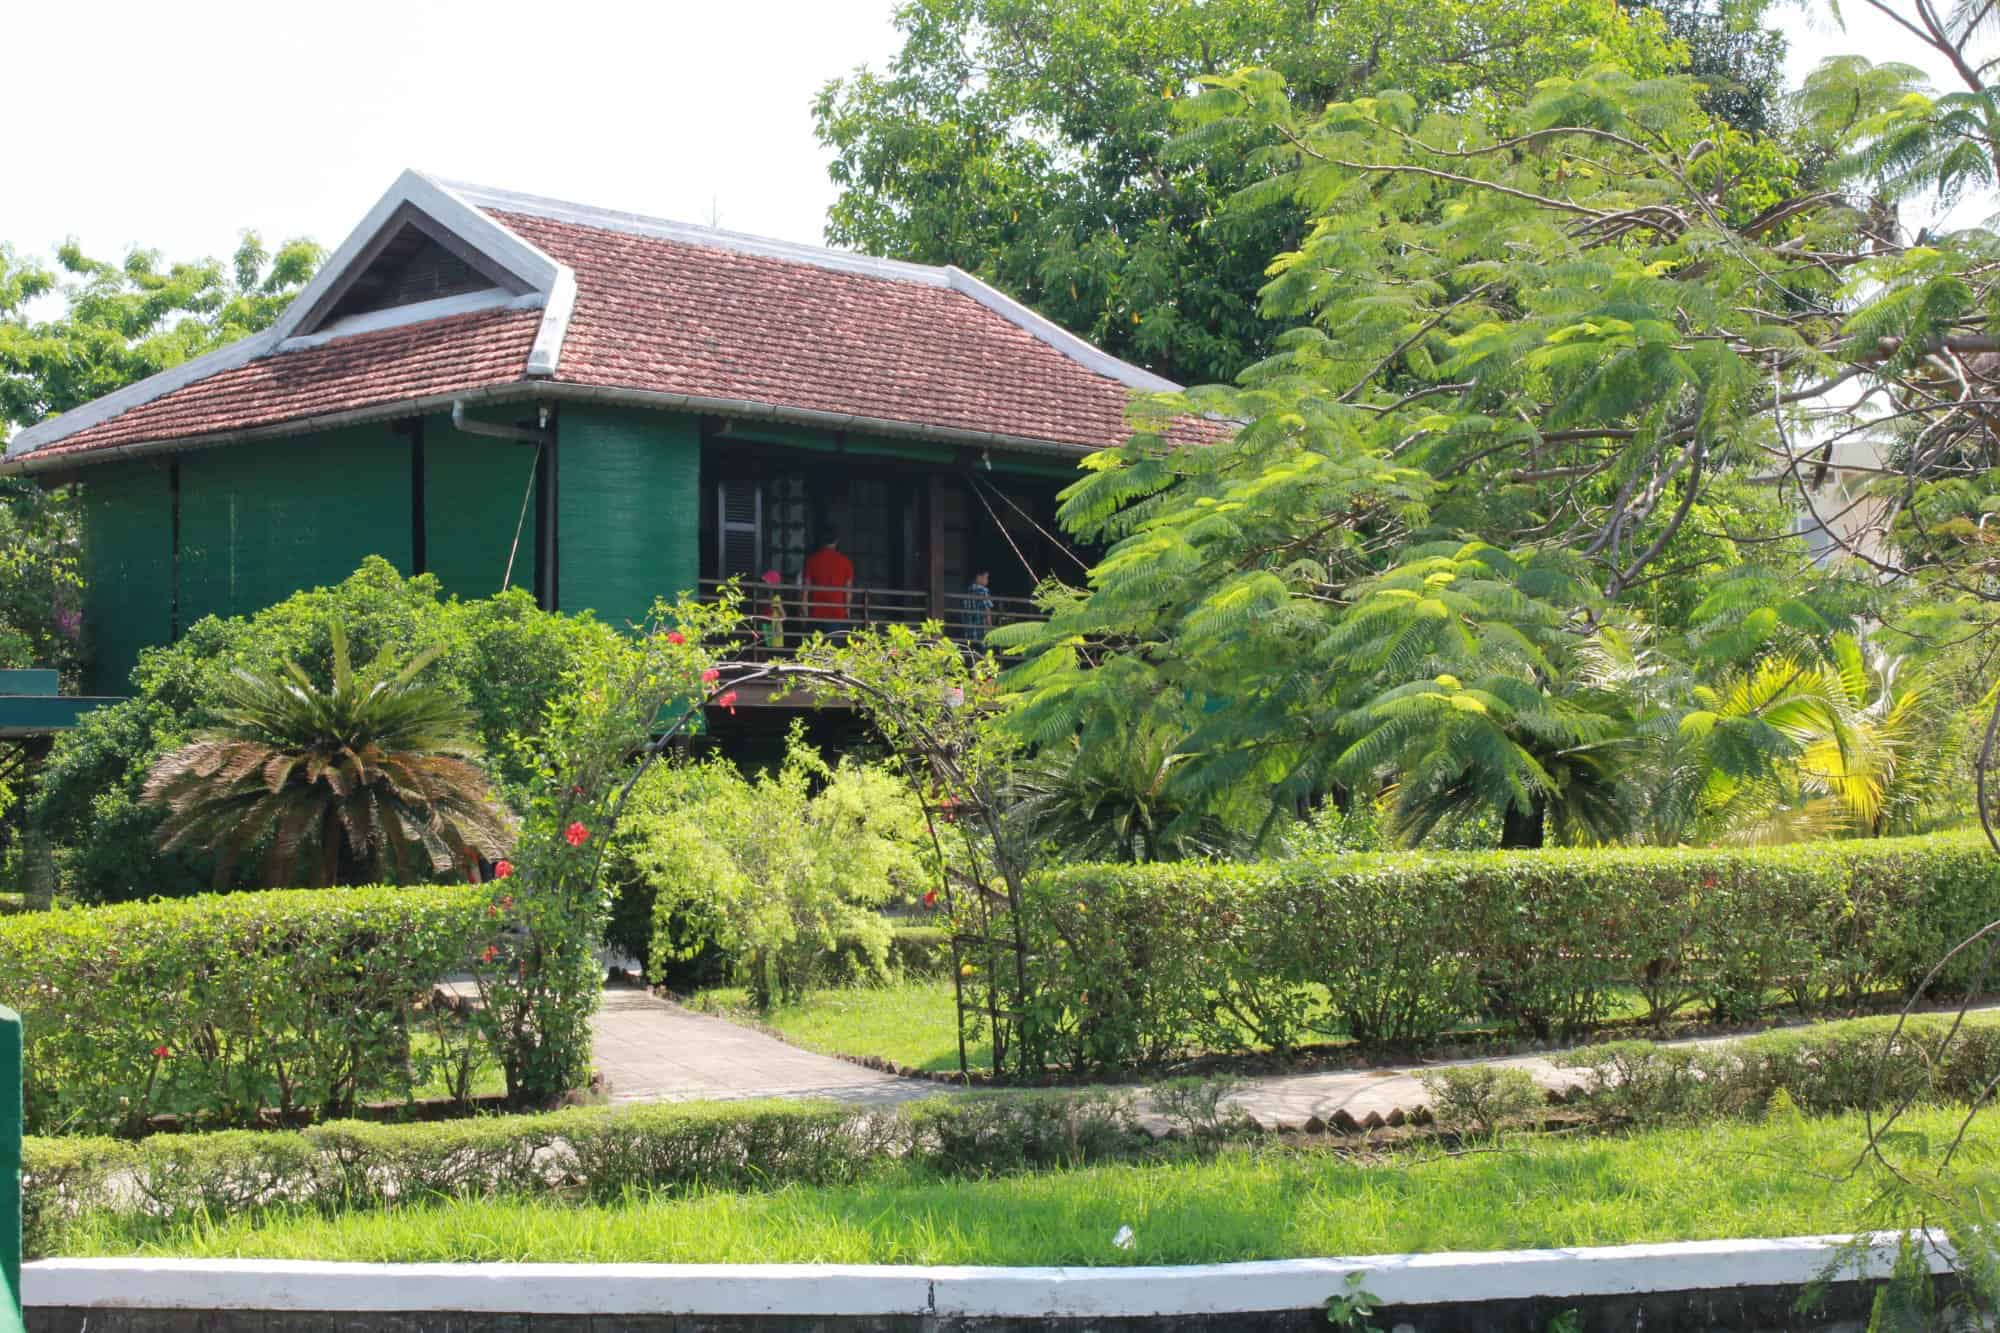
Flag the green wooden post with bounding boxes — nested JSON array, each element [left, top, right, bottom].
[[0, 1005, 20, 1326]]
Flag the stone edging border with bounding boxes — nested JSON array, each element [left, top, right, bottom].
[[24, 1235, 1948, 1319]]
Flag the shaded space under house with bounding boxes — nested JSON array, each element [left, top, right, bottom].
[[2, 171, 1205, 723]]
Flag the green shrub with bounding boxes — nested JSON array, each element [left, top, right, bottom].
[[814, 923, 950, 984], [1558, 1016, 2000, 1125], [1019, 835, 2000, 1069], [886, 924, 950, 977], [637, 727, 929, 1008], [21, 1090, 1145, 1257], [1149, 1076, 1252, 1141], [0, 883, 496, 1134], [32, 558, 618, 905], [1420, 1065, 1545, 1139]]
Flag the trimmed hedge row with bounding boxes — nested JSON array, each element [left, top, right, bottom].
[[24, 1090, 1143, 1257], [1558, 1014, 2000, 1125], [0, 885, 497, 1135], [1021, 834, 2000, 1071]]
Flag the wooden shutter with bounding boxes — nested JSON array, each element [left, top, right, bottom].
[[717, 478, 762, 578]]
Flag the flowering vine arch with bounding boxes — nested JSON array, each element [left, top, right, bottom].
[[607, 653, 1032, 1079]]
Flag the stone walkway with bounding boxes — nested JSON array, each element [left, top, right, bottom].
[[591, 986, 2000, 1129], [1214, 1049, 1582, 1129], [587, 985, 1583, 1125], [590, 988, 927, 1106]]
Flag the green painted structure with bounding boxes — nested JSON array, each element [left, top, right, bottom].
[[74, 402, 1069, 696], [0, 1005, 18, 1328]]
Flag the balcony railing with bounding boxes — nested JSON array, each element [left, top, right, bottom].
[[698, 579, 1043, 657]]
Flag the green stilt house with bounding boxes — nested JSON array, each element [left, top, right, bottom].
[[3, 171, 1182, 698]]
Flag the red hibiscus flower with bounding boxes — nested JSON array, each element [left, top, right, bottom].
[[665, 630, 686, 646], [493, 860, 513, 880], [716, 691, 739, 714], [481, 945, 500, 964], [701, 668, 721, 683], [565, 822, 590, 847], [923, 890, 939, 908], [152, 1045, 171, 1059]]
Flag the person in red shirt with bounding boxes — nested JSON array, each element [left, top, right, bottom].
[[801, 531, 855, 627]]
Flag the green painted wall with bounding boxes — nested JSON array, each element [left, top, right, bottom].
[[178, 428, 412, 625], [557, 405, 700, 628], [80, 461, 173, 695], [423, 414, 538, 602], [721, 420, 958, 465]]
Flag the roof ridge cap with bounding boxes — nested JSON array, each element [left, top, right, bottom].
[[443, 181, 954, 288]]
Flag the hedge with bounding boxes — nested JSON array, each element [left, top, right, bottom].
[[0, 884, 497, 1135], [1558, 1014, 2000, 1125], [1020, 834, 2000, 1071], [23, 1090, 1145, 1257]]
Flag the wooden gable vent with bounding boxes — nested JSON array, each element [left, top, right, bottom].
[[323, 225, 501, 321]]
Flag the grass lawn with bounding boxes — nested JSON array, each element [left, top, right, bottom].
[[692, 978, 982, 1072], [64, 1106, 1982, 1264]]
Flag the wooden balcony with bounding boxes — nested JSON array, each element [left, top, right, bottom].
[[698, 578, 1043, 660]]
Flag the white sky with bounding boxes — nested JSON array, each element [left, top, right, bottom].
[[7, 0, 905, 267], [0, 0, 1980, 274]]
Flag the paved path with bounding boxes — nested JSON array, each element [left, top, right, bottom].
[[586, 985, 1575, 1125], [590, 987, 2000, 1129], [1214, 1049, 1582, 1129], [590, 988, 929, 1106]]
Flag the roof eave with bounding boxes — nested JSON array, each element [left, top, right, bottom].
[[0, 382, 1110, 478]]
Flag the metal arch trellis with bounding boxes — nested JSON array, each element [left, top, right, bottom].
[[576, 655, 1036, 1081]]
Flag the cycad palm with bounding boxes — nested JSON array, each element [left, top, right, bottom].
[[1003, 729, 1248, 864], [142, 626, 512, 887]]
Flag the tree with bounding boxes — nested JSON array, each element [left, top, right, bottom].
[[0, 231, 319, 689], [0, 232, 320, 432], [1630, 0, 1788, 134], [1670, 632, 1964, 842], [993, 2, 2000, 847], [1000, 657, 1259, 862], [141, 625, 512, 888], [816, 0, 1777, 386], [636, 728, 927, 1008]]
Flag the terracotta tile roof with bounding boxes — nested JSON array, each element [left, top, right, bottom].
[[491, 210, 1154, 452], [16, 181, 1203, 465], [36, 306, 540, 458]]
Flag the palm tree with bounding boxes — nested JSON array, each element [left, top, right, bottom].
[[142, 626, 512, 887], [1671, 633, 1960, 843]]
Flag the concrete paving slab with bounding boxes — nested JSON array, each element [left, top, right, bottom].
[[588, 987, 934, 1106]]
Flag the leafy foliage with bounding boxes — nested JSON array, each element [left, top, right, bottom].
[[816, 0, 1692, 386], [32, 558, 619, 903], [0, 231, 319, 435], [1673, 633, 1965, 842], [982, 7, 2000, 849], [637, 728, 928, 1008], [141, 626, 512, 888]]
